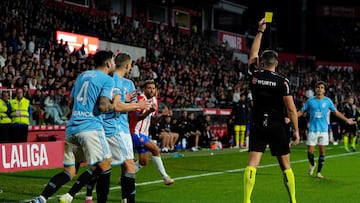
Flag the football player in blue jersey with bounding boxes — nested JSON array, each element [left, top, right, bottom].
[[298, 81, 355, 178], [83, 53, 150, 203], [109, 53, 143, 203], [33, 50, 115, 203], [71, 53, 150, 203]]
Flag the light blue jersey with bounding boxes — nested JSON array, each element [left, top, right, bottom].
[[301, 96, 336, 133], [116, 75, 137, 134], [122, 78, 137, 102], [102, 112, 120, 137], [66, 70, 114, 136], [102, 75, 137, 136]]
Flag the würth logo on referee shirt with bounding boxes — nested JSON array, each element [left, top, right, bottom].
[[252, 77, 276, 87]]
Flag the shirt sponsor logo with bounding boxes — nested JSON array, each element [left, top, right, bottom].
[[253, 77, 276, 86], [73, 110, 94, 117]]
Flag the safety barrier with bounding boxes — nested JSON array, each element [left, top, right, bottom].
[[27, 125, 66, 142]]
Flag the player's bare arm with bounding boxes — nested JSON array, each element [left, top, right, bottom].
[[134, 98, 156, 121], [334, 110, 356, 125], [151, 108, 171, 124], [68, 97, 74, 110], [248, 18, 266, 66], [99, 96, 114, 112], [284, 95, 300, 145], [113, 94, 150, 112]]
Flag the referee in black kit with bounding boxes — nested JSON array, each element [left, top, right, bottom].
[[242, 18, 300, 203]]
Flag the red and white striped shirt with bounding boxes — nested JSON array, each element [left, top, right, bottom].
[[129, 94, 158, 135]]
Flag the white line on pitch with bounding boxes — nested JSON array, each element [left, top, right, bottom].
[[26, 151, 358, 201]]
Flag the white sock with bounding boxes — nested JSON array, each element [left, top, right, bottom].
[[135, 160, 143, 173], [245, 136, 249, 147], [151, 156, 168, 178]]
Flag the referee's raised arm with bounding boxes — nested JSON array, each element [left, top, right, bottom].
[[248, 18, 267, 67]]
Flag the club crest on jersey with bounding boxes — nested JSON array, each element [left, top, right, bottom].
[[322, 102, 326, 108]]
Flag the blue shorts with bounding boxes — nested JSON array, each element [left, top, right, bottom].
[[132, 133, 151, 154], [246, 123, 251, 132]]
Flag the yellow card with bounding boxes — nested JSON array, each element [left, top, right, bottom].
[[265, 12, 273, 23]]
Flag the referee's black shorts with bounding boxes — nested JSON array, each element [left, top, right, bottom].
[[344, 124, 357, 134], [249, 123, 290, 156]]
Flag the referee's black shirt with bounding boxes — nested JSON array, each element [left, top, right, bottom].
[[248, 63, 291, 125]]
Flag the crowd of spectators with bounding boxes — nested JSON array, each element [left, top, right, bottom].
[[150, 110, 224, 152], [0, 0, 359, 130], [320, 17, 360, 63]]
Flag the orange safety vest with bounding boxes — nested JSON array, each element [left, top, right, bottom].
[[0, 98, 11, 124], [9, 97, 30, 125]]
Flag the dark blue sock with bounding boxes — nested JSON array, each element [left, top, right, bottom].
[[41, 171, 72, 198], [69, 169, 94, 197], [121, 173, 136, 203], [318, 155, 325, 173], [86, 175, 98, 197], [307, 152, 315, 166], [96, 169, 111, 203]]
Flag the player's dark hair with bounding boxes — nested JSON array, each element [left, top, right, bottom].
[[315, 81, 327, 90], [1, 90, 9, 97], [260, 49, 278, 66], [93, 50, 114, 67]]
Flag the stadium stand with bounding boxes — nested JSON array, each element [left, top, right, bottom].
[[0, 0, 359, 146]]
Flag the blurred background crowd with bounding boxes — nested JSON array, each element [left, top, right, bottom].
[[0, 0, 359, 149]]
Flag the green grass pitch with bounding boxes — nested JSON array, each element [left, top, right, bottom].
[[0, 143, 359, 203]]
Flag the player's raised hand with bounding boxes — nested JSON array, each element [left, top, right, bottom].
[[137, 99, 151, 109]]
